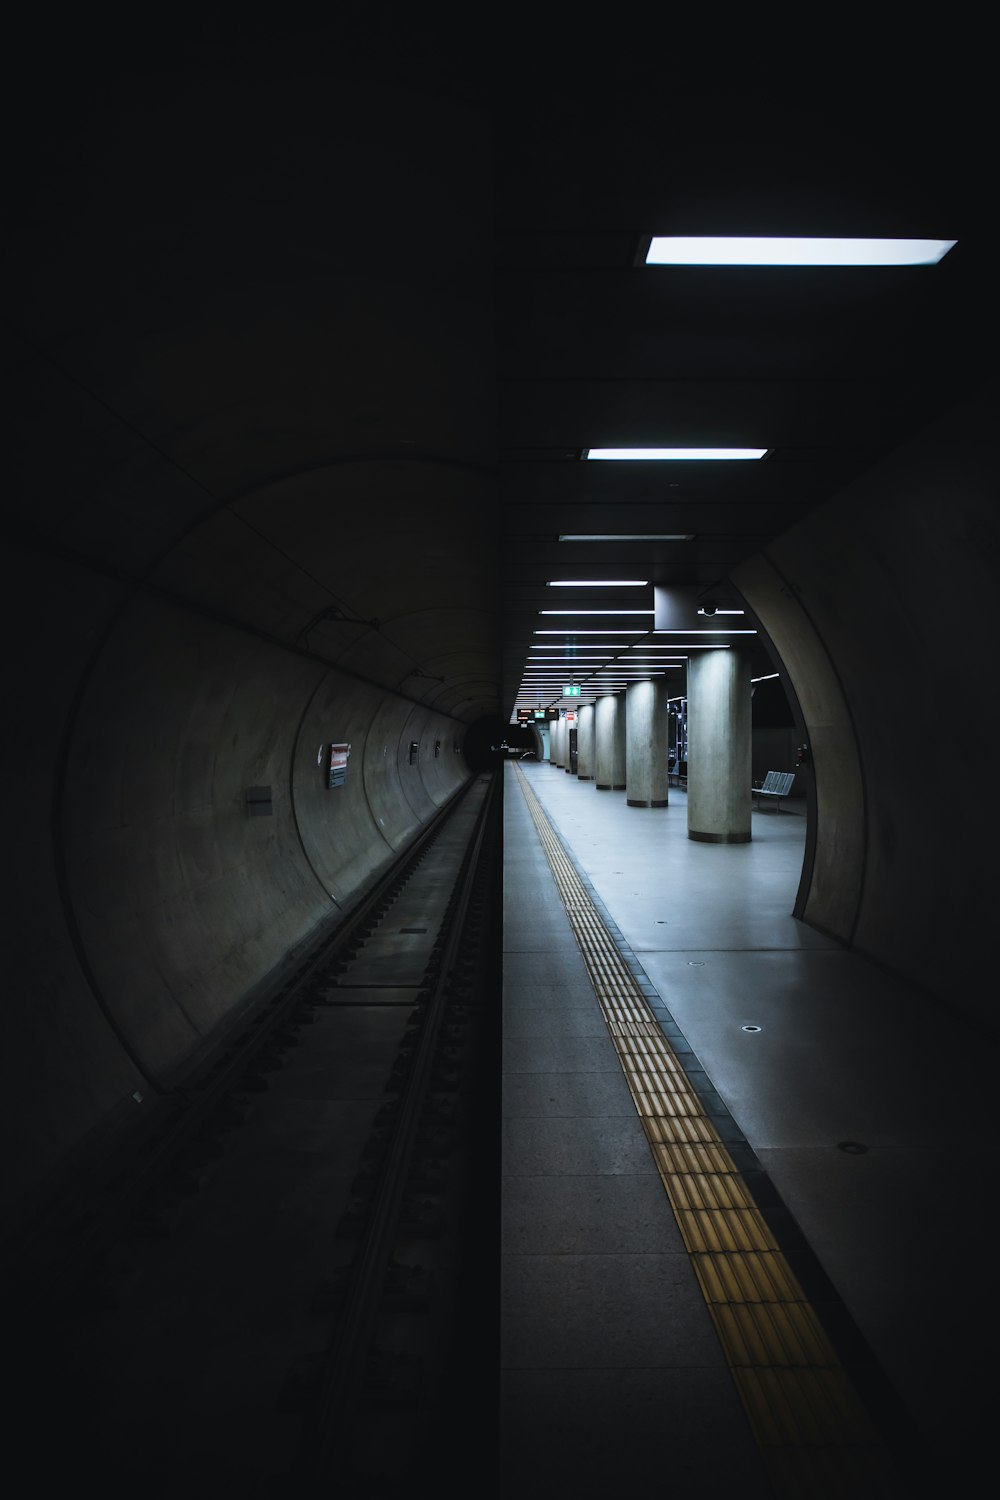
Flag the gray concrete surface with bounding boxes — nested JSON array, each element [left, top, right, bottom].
[[504, 760, 999, 1495]]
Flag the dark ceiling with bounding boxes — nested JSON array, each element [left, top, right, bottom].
[[4, 18, 994, 732], [493, 50, 995, 718]]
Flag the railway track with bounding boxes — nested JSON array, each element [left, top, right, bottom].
[[6, 771, 502, 1498]]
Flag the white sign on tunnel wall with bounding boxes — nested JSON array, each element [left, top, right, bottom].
[[326, 743, 351, 789]]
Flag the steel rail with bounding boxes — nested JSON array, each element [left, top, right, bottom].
[[3, 774, 482, 1317], [288, 770, 500, 1486]]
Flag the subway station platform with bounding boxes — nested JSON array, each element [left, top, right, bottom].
[[500, 758, 997, 1499]]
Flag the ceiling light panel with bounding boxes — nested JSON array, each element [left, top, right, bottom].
[[558, 534, 695, 541], [584, 449, 766, 460], [644, 236, 957, 266]]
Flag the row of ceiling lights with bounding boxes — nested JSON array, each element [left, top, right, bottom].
[[517, 575, 750, 707], [512, 237, 958, 716]]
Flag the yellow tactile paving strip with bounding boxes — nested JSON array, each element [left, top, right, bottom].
[[513, 766, 902, 1499]]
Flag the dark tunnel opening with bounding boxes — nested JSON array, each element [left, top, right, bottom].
[[463, 716, 507, 772]]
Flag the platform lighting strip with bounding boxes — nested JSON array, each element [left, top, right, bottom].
[[513, 765, 900, 1499], [546, 579, 649, 587], [645, 235, 956, 266], [539, 611, 655, 617], [530, 643, 649, 648], [751, 674, 781, 683], [530, 643, 729, 651]]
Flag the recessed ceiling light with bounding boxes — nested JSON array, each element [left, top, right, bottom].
[[584, 449, 766, 461], [547, 579, 649, 586], [645, 236, 957, 266], [558, 534, 695, 542]]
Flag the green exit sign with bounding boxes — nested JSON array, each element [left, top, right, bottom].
[[563, 684, 581, 696]]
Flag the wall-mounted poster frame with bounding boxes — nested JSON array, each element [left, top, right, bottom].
[[327, 743, 351, 789]]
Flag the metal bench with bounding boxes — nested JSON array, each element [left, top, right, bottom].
[[751, 770, 795, 810]]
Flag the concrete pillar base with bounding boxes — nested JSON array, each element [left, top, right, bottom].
[[627, 798, 668, 807], [688, 829, 752, 843], [596, 782, 626, 790], [577, 774, 594, 780]]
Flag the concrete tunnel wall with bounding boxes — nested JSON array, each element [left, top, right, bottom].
[[733, 380, 1000, 1038], [5, 552, 478, 1230], [2, 51, 500, 1237]]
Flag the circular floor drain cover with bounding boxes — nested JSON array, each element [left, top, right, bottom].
[[741, 1024, 762, 1033], [837, 1140, 869, 1154]]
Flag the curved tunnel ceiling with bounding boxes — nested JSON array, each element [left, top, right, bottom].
[[5, 21, 994, 722], [6, 35, 501, 727]]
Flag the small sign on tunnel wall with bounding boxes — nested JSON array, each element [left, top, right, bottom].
[[326, 743, 351, 789]]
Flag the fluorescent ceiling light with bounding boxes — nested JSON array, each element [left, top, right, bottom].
[[584, 448, 766, 461], [558, 534, 695, 542], [645, 236, 957, 266], [539, 610, 655, 617], [655, 629, 757, 635], [751, 673, 780, 682], [547, 579, 648, 586], [698, 608, 745, 615], [534, 630, 647, 636]]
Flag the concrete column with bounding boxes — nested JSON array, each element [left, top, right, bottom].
[[626, 678, 668, 806], [594, 693, 626, 790], [687, 646, 752, 842], [552, 713, 566, 768], [576, 702, 595, 779]]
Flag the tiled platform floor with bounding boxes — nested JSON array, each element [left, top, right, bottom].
[[501, 759, 999, 1498]]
